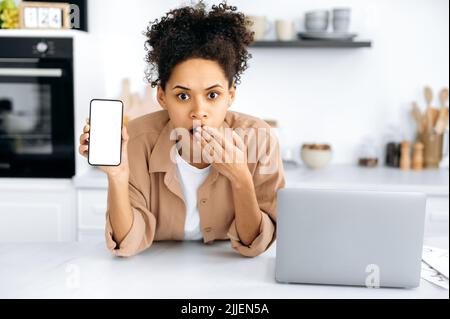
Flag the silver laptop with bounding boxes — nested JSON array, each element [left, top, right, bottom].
[[275, 188, 426, 288]]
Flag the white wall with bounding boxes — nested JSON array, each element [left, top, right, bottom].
[[74, 0, 449, 175]]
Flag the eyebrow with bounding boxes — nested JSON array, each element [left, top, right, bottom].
[[172, 84, 223, 91]]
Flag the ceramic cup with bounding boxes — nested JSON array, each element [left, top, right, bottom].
[[332, 8, 351, 32], [248, 15, 271, 41], [275, 19, 295, 41]]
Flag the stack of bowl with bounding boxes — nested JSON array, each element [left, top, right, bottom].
[[304, 10, 329, 32], [332, 8, 351, 33]]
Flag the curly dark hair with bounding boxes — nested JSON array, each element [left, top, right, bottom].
[[144, 1, 254, 90]]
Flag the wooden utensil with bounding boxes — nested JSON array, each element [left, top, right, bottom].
[[118, 78, 162, 123], [424, 86, 434, 133], [430, 108, 440, 127], [412, 102, 424, 133], [434, 88, 449, 135], [435, 107, 449, 135], [440, 87, 449, 107]]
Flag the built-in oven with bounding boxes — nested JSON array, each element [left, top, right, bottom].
[[0, 37, 75, 178]]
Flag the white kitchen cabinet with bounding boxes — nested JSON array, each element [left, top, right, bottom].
[[74, 189, 448, 242], [73, 165, 449, 243], [0, 165, 445, 245], [425, 195, 449, 238], [77, 189, 107, 241], [0, 179, 76, 242]]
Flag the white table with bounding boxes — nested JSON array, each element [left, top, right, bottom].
[[0, 241, 448, 299]]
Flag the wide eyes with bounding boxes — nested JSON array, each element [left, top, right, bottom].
[[176, 92, 220, 101], [177, 93, 189, 101], [208, 92, 219, 100]]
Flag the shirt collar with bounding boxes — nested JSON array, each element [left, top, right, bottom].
[[148, 119, 176, 173]]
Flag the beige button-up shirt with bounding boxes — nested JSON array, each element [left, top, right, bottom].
[[105, 110, 286, 257]]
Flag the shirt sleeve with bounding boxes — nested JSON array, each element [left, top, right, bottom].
[[104, 134, 157, 257], [227, 125, 286, 257]]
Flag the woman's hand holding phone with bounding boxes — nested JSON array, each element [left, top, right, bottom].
[[78, 118, 130, 179], [79, 118, 134, 246]]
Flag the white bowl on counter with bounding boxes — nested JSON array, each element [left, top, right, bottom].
[[301, 144, 333, 169]]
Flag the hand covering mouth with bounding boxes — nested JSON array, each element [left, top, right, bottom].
[[189, 124, 205, 135]]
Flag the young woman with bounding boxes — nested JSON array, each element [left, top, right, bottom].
[[78, 2, 285, 258]]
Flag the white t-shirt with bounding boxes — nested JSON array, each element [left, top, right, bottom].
[[175, 150, 211, 241]]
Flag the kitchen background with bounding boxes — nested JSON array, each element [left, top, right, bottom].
[[1, 0, 448, 173], [0, 0, 448, 245], [79, 0, 450, 171]]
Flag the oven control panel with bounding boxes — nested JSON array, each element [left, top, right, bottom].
[[0, 37, 73, 59], [35, 41, 51, 54]]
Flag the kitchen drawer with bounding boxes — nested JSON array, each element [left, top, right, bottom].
[[77, 189, 108, 230], [0, 180, 76, 242], [425, 196, 449, 237], [426, 196, 449, 220], [78, 228, 104, 243]]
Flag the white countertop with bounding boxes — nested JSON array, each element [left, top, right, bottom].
[[0, 240, 448, 299], [284, 164, 449, 196], [73, 164, 449, 196]]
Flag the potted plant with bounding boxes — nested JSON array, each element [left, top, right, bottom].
[[0, 0, 19, 29]]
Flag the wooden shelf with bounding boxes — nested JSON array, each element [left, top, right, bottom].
[[250, 40, 372, 48]]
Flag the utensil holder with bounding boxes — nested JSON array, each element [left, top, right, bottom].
[[417, 132, 443, 169]]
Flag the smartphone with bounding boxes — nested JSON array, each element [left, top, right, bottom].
[[88, 99, 124, 166]]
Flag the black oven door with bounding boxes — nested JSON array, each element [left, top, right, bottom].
[[0, 58, 75, 178]]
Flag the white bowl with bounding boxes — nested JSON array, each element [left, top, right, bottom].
[[304, 11, 329, 32], [332, 18, 350, 32], [332, 8, 351, 19], [305, 10, 329, 18], [305, 19, 329, 32], [301, 148, 332, 169]]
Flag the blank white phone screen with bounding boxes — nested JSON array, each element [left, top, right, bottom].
[[88, 99, 123, 166]]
